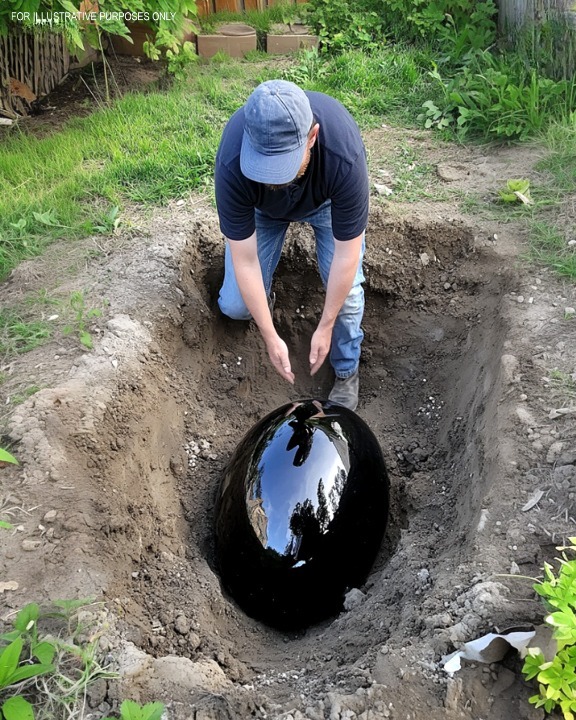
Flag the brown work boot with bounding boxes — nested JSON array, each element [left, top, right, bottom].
[[328, 370, 359, 411]]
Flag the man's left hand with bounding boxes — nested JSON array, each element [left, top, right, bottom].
[[309, 324, 332, 375]]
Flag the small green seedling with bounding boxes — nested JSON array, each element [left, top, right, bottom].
[[499, 178, 533, 205], [522, 537, 576, 719], [102, 700, 165, 720], [62, 291, 102, 349]]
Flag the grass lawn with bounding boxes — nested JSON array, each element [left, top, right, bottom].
[[1, 44, 574, 285]]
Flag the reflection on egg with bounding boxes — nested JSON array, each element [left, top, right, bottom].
[[215, 399, 390, 630]]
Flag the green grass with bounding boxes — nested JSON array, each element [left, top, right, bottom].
[[0, 48, 435, 282], [10, 384, 42, 405], [524, 123, 576, 279], [537, 122, 576, 194], [529, 221, 576, 279], [282, 46, 432, 128], [198, 5, 302, 35], [0, 310, 51, 355], [2, 42, 575, 286], [0, 58, 276, 279]]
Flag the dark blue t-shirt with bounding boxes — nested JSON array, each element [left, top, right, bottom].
[[215, 91, 369, 242]]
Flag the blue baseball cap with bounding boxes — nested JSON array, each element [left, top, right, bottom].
[[240, 80, 313, 185]]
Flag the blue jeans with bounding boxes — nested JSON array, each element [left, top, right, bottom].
[[218, 201, 365, 378]]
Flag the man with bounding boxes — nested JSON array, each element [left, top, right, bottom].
[[214, 79, 369, 411]]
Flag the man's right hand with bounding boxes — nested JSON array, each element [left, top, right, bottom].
[[265, 333, 295, 384]]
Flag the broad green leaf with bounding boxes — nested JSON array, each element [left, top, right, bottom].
[[0, 638, 23, 687], [0, 449, 18, 465], [32, 210, 57, 227], [32, 641, 56, 665], [0, 520, 14, 529], [9, 662, 54, 685], [2, 695, 34, 720], [14, 605, 39, 634]]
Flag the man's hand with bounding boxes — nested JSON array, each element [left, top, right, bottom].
[[265, 333, 295, 384], [309, 323, 332, 376]]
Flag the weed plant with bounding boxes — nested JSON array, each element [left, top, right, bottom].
[[522, 538, 576, 719], [0, 600, 117, 720]]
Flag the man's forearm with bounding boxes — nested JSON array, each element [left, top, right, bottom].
[[320, 234, 363, 328], [226, 234, 275, 340]]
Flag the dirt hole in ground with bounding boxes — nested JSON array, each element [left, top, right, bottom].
[[76, 210, 512, 703]]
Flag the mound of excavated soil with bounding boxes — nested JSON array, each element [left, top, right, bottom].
[[1, 138, 575, 720]]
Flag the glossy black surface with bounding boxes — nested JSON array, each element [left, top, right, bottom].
[[215, 399, 389, 630]]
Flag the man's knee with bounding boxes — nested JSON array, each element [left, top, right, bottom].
[[341, 284, 365, 314], [218, 296, 252, 321]]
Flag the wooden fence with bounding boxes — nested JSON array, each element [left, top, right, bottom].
[[197, 0, 305, 15], [0, 0, 304, 117], [0, 30, 69, 118]]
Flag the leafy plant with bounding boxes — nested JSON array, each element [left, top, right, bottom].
[[421, 51, 576, 139], [93, 205, 121, 234], [2, 0, 199, 81], [303, 0, 384, 52], [282, 47, 330, 86], [62, 291, 102, 349], [102, 700, 165, 720], [0, 605, 56, 720], [498, 178, 532, 204], [0, 600, 120, 720], [522, 538, 576, 719]]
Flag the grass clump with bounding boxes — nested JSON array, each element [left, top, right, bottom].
[[0, 599, 166, 719], [282, 46, 432, 128], [0, 310, 51, 356], [0, 600, 116, 720]]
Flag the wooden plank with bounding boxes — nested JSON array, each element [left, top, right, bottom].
[[214, 0, 240, 12], [34, 33, 40, 95], [196, 0, 213, 15]]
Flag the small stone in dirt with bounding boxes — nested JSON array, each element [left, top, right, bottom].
[[565, 306, 575, 316], [443, 283, 451, 291], [22, 539, 42, 551], [558, 450, 576, 465], [343, 588, 366, 611], [417, 568, 430, 585], [374, 183, 393, 196], [174, 614, 191, 635], [188, 631, 201, 652], [517, 295, 524, 303], [86, 678, 108, 708], [43, 510, 57, 523], [547, 441, 565, 464]]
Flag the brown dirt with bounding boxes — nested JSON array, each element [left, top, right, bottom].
[[1, 121, 576, 720]]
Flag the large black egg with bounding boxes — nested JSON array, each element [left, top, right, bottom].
[[214, 399, 389, 630]]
